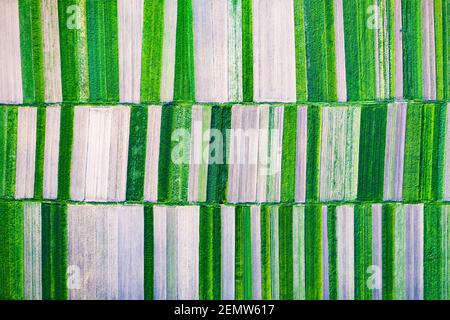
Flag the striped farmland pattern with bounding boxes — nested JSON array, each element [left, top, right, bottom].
[[0, 0, 448, 300]]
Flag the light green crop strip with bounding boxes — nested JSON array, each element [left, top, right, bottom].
[[34, 107, 46, 199], [281, 105, 297, 202], [19, 0, 45, 104], [304, 0, 337, 102], [0, 107, 18, 199], [144, 205, 154, 300], [424, 204, 442, 299], [305, 204, 322, 300], [354, 204, 372, 300], [58, 0, 89, 102], [141, 0, 165, 102], [41, 203, 68, 300], [173, 0, 195, 102], [357, 105, 387, 201], [0, 202, 24, 300], [199, 206, 222, 300], [343, 0, 377, 101], [86, 0, 119, 102], [279, 206, 293, 300], [294, 0, 308, 102], [260, 206, 272, 300], [401, 0, 423, 99]]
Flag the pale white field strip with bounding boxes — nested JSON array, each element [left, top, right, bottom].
[[321, 206, 329, 300], [267, 107, 283, 202], [68, 205, 144, 300], [221, 205, 235, 300], [422, 0, 436, 101], [228, 106, 260, 203], [41, 0, 62, 103], [15, 108, 37, 199], [405, 204, 424, 300], [176, 206, 200, 300], [337, 205, 354, 300], [0, 0, 22, 104], [118, 0, 144, 103], [193, 0, 229, 102], [43, 106, 61, 199], [293, 206, 305, 300], [71, 106, 130, 202], [394, 204, 406, 300], [154, 206, 168, 300], [188, 105, 211, 202], [251, 206, 262, 300], [394, 0, 404, 99], [320, 107, 360, 201], [24, 202, 42, 300], [333, 0, 347, 102], [372, 204, 383, 300], [160, 0, 178, 102], [257, 106, 283, 202], [444, 104, 450, 200], [384, 102, 406, 201], [270, 206, 280, 300], [154, 206, 200, 300], [144, 106, 162, 202], [295, 106, 308, 203], [253, 0, 296, 102], [256, 106, 270, 202]]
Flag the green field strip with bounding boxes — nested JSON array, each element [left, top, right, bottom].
[[293, 206, 306, 300], [354, 204, 372, 300], [357, 105, 387, 201], [140, 0, 165, 102], [34, 107, 46, 199], [86, 0, 119, 102], [305, 106, 321, 201], [382, 204, 395, 300], [303, 0, 337, 102], [401, 0, 423, 99], [234, 206, 252, 300], [343, 0, 377, 101], [270, 207, 280, 299], [58, 0, 89, 102], [281, 105, 297, 202], [242, 0, 253, 102], [424, 204, 442, 299], [278, 206, 293, 300], [294, 0, 308, 102], [19, 0, 45, 104], [327, 205, 337, 300], [437, 104, 448, 200], [144, 204, 153, 300], [434, 0, 445, 100], [199, 206, 222, 300], [0, 107, 18, 199], [260, 206, 272, 299], [0, 202, 24, 300], [206, 105, 231, 203], [158, 105, 192, 202], [42, 203, 68, 300], [305, 204, 322, 300], [173, 0, 195, 102], [57, 106, 74, 201], [126, 106, 148, 201], [403, 103, 442, 201], [386, 0, 396, 98], [444, 0, 450, 99]]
